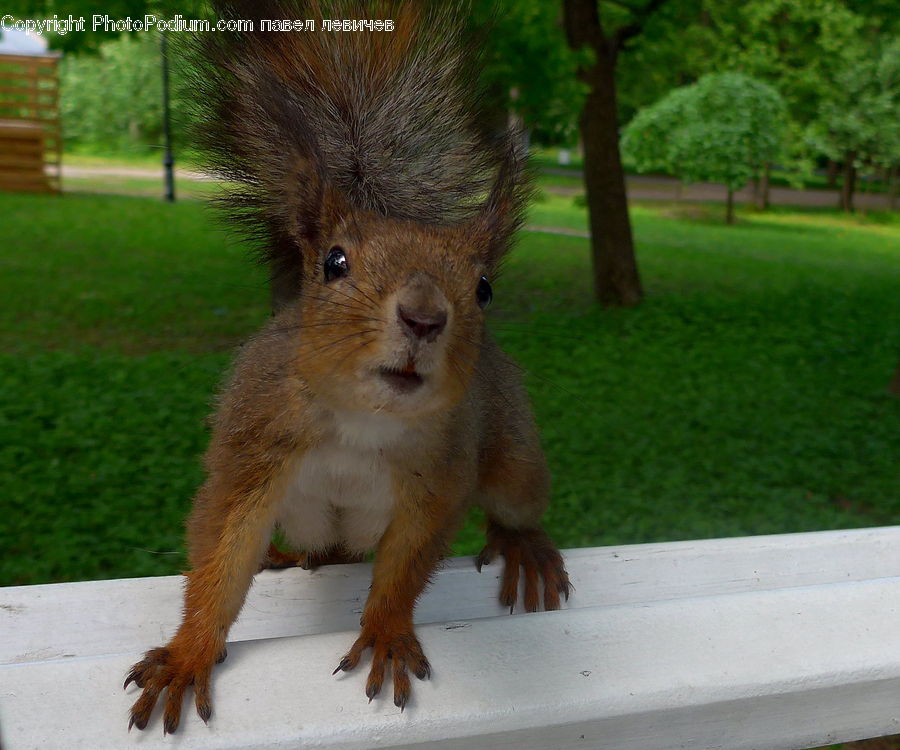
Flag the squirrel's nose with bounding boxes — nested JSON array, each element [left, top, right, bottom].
[[398, 304, 447, 342]]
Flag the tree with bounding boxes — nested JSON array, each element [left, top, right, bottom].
[[699, 0, 864, 209], [622, 72, 787, 223], [688, 1, 862, 124], [59, 31, 197, 155], [472, 0, 585, 147], [2, 1, 212, 53], [615, 0, 874, 208], [561, 0, 675, 308], [812, 39, 900, 212]]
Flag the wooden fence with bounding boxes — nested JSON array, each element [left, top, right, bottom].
[[0, 52, 62, 194]]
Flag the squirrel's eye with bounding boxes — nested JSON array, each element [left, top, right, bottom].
[[324, 246, 349, 283], [476, 276, 492, 309]]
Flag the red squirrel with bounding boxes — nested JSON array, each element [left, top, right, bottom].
[[125, 1, 570, 733]]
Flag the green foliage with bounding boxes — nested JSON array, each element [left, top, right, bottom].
[[696, 0, 864, 126], [613, 0, 895, 188], [622, 72, 788, 191], [2, 191, 898, 584], [2, 1, 213, 53], [613, 0, 707, 124], [60, 33, 159, 150], [59, 31, 196, 155], [2, 1, 152, 53], [57, 2, 583, 156], [471, 0, 586, 146], [810, 37, 900, 171]]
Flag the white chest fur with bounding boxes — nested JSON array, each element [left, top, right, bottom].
[[275, 411, 408, 554]]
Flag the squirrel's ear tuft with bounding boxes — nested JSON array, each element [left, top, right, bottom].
[[279, 152, 351, 243], [471, 132, 534, 270], [280, 153, 327, 241]]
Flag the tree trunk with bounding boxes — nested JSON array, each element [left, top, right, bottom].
[[563, 0, 643, 307], [826, 159, 839, 188], [751, 163, 769, 211], [725, 187, 735, 224], [890, 358, 900, 396], [579, 64, 643, 305], [840, 151, 857, 213]]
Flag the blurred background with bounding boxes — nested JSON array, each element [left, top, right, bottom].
[[0, 0, 897, 617]]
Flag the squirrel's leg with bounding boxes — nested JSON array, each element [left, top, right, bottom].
[[475, 449, 571, 613], [333, 481, 465, 709], [125, 468, 289, 733]]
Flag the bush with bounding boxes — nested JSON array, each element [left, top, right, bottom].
[[60, 32, 196, 156]]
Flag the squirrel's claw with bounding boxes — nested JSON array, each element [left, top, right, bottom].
[[475, 547, 496, 572], [335, 625, 430, 709], [332, 655, 353, 675], [125, 645, 215, 733], [481, 524, 571, 613]]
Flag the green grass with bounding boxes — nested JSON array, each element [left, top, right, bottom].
[[64, 173, 223, 200], [1, 191, 898, 586], [63, 150, 167, 169], [63, 145, 203, 169]]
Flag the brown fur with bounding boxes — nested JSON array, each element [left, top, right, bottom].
[[261, 541, 363, 570], [192, 1, 531, 306], [126, 2, 568, 733]]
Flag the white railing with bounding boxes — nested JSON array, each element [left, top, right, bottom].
[[3, 527, 900, 749]]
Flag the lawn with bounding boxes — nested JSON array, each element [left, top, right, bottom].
[[1, 189, 898, 586]]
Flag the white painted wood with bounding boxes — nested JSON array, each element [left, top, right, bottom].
[[2, 527, 900, 749], [5, 526, 900, 666]]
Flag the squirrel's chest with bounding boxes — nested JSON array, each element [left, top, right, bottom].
[[276, 414, 406, 553]]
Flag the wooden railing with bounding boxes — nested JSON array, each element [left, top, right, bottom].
[[2, 527, 900, 749], [0, 52, 62, 194]]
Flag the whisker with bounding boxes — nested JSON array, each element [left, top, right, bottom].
[[445, 351, 472, 396], [319, 282, 380, 315], [318, 335, 379, 382], [341, 277, 385, 313], [295, 328, 382, 359], [487, 323, 586, 337], [445, 344, 533, 425], [294, 290, 373, 315], [451, 331, 604, 420], [265, 316, 383, 337]]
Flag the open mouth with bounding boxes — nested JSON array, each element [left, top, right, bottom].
[[378, 364, 425, 394]]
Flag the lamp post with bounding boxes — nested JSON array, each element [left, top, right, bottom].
[[160, 29, 175, 203]]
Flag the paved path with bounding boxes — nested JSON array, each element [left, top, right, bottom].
[[545, 171, 894, 211], [525, 224, 590, 238], [61, 165, 214, 181], [60, 164, 895, 211]]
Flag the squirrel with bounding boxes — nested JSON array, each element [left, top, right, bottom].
[[124, 0, 571, 733]]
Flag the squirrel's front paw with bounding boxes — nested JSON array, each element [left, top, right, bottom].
[[333, 623, 431, 710], [477, 524, 571, 613], [124, 644, 222, 733]]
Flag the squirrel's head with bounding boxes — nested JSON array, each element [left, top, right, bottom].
[[278, 153, 526, 418], [197, 5, 531, 417]]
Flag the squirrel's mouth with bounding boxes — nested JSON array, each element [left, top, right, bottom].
[[378, 364, 424, 394]]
